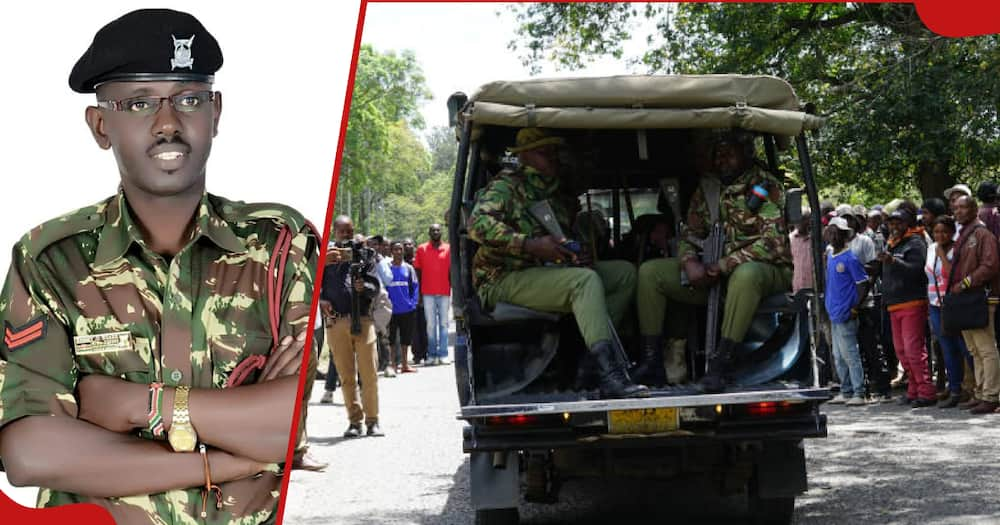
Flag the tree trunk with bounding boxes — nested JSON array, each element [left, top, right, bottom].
[[915, 159, 954, 202]]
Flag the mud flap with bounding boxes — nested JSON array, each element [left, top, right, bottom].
[[471, 451, 520, 510], [755, 441, 807, 499]]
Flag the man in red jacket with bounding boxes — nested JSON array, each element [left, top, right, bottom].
[[951, 195, 1000, 414]]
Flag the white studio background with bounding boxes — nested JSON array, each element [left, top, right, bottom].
[[0, 1, 362, 274]]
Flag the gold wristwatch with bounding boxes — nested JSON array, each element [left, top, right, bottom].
[[168, 386, 198, 452]]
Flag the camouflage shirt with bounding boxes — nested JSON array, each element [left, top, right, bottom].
[[0, 189, 318, 524], [679, 166, 792, 273], [467, 166, 579, 290]]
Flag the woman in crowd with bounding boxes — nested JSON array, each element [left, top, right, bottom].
[[925, 216, 972, 408]]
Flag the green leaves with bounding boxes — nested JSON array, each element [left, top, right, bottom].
[[509, 4, 1000, 201]]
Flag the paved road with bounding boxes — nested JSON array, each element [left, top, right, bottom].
[[286, 360, 1000, 525]]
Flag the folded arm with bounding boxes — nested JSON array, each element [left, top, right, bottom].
[[0, 415, 263, 498]]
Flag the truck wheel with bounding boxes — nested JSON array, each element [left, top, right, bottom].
[[474, 507, 519, 525], [749, 494, 795, 525]]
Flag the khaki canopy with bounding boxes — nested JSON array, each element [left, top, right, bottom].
[[462, 75, 824, 138]]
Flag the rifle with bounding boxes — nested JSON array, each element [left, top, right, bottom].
[[697, 176, 726, 369], [703, 221, 726, 368], [528, 200, 581, 259], [658, 178, 683, 261]]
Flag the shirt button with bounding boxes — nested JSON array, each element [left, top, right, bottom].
[[170, 369, 183, 383]]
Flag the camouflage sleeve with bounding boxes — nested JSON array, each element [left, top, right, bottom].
[[279, 227, 319, 342], [678, 185, 709, 261], [467, 178, 526, 256], [720, 177, 790, 274], [0, 245, 79, 431]]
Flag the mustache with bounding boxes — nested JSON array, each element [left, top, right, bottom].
[[147, 136, 190, 154]]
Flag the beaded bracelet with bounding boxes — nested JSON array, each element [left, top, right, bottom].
[[200, 443, 223, 518], [147, 382, 165, 437]]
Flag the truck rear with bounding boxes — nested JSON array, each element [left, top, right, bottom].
[[446, 75, 831, 525]]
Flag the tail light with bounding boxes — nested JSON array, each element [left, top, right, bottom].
[[485, 415, 540, 426], [741, 401, 809, 417]]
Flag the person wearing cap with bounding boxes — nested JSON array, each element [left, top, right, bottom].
[[832, 209, 876, 265], [636, 128, 793, 393], [467, 127, 647, 399], [823, 217, 871, 406], [0, 9, 320, 522], [944, 183, 973, 239], [876, 202, 936, 407], [865, 209, 886, 254], [944, 183, 974, 212], [949, 195, 1000, 414]]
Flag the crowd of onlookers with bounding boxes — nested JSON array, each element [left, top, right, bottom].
[[795, 182, 1000, 414], [316, 217, 451, 438]]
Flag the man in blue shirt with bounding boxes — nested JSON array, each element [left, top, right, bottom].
[[387, 240, 421, 373], [825, 217, 871, 406]]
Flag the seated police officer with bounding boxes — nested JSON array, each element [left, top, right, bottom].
[[636, 129, 793, 393], [467, 127, 647, 399]]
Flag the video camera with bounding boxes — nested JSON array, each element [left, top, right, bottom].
[[335, 240, 377, 334]]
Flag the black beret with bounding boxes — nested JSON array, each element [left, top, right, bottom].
[[70, 9, 223, 93]]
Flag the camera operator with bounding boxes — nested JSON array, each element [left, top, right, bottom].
[[320, 216, 385, 438]]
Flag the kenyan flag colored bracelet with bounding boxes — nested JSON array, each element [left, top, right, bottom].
[[147, 382, 165, 437]]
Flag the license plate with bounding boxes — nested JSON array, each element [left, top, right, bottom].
[[608, 407, 679, 434]]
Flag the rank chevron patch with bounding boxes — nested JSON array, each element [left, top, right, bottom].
[[4, 317, 47, 351]]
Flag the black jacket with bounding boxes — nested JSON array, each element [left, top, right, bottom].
[[881, 232, 928, 307], [320, 262, 380, 316]]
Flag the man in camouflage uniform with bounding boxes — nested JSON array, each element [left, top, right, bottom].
[[637, 129, 792, 393], [0, 10, 318, 524], [467, 127, 647, 399]]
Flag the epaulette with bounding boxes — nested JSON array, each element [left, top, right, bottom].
[[19, 199, 109, 259], [211, 195, 309, 234]]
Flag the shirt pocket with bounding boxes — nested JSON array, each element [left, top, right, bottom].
[[208, 331, 273, 387], [73, 334, 152, 381]]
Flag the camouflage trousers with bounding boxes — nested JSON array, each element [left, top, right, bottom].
[[637, 258, 791, 342], [480, 260, 636, 347]]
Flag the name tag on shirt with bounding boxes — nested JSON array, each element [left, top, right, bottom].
[[74, 331, 134, 355]]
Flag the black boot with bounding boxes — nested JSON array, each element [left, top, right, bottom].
[[700, 338, 736, 394], [592, 340, 649, 399], [630, 336, 665, 385], [573, 351, 596, 391]]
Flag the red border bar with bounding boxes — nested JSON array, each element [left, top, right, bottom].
[[274, 0, 370, 523]]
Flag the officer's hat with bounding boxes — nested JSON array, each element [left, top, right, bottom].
[[708, 128, 756, 147], [70, 9, 223, 93], [509, 128, 565, 153]]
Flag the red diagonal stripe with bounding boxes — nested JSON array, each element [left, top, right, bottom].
[[6, 321, 44, 348], [6, 327, 42, 345], [6, 331, 43, 348], [6, 322, 43, 343]]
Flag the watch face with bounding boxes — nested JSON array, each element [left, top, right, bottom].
[[169, 426, 197, 452]]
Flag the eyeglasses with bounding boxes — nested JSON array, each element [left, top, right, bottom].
[[96, 91, 216, 116]]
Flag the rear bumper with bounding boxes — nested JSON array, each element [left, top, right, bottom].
[[463, 413, 827, 453], [459, 387, 831, 419]]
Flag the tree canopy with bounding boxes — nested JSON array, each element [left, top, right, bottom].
[[509, 3, 999, 202], [338, 44, 433, 232]]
